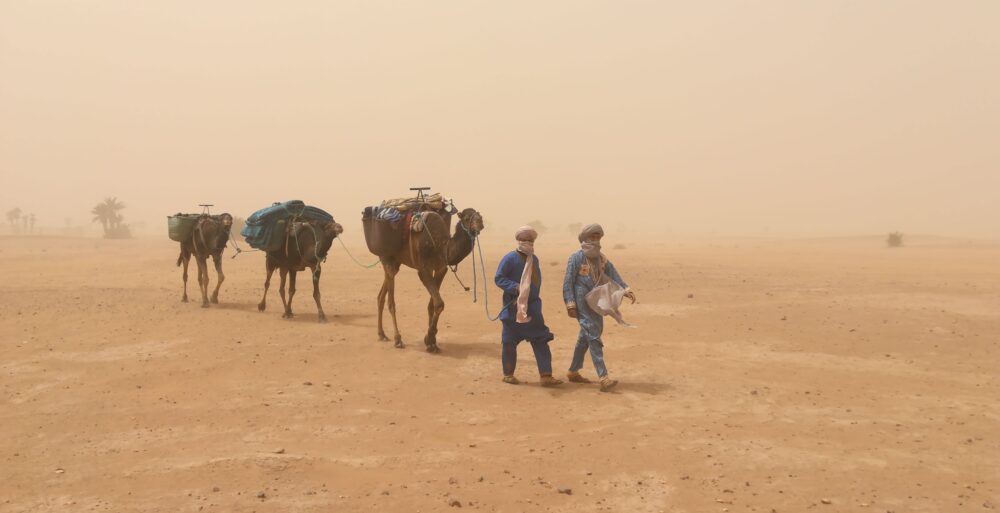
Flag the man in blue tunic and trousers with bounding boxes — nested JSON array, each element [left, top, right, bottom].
[[564, 223, 636, 392], [494, 226, 563, 387]]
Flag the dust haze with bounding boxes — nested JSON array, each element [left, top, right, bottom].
[[4, 4, 1000, 512], [2, 1, 999, 240]]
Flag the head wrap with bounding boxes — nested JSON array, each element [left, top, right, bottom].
[[515, 226, 538, 323], [577, 223, 604, 243], [578, 223, 606, 282], [515, 225, 538, 241]]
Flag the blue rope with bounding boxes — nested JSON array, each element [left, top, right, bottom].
[[474, 235, 514, 322], [337, 237, 381, 269]]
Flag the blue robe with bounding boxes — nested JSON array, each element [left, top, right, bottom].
[[562, 250, 629, 342], [494, 251, 554, 344]]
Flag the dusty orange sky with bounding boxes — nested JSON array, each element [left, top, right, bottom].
[[1, 1, 998, 239]]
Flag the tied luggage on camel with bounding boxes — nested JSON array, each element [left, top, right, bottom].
[[167, 214, 201, 242], [361, 193, 457, 258], [241, 200, 335, 251]]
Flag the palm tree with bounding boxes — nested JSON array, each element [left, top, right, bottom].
[[6, 207, 22, 232], [91, 204, 111, 234], [91, 197, 125, 235]]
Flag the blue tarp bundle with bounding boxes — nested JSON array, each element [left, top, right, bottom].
[[241, 200, 335, 251]]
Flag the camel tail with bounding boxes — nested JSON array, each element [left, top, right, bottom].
[[177, 249, 185, 267]]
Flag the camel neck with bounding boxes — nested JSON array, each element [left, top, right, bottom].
[[446, 224, 476, 266]]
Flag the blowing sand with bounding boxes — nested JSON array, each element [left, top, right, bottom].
[[1, 235, 998, 512]]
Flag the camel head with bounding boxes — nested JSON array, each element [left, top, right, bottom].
[[214, 213, 234, 249], [456, 208, 484, 237], [322, 220, 344, 239], [314, 219, 343, 260]]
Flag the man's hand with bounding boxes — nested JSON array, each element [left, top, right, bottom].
[[624, 291, 637, 304], [567, 305, 577, 318]]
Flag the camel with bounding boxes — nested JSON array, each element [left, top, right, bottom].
[[375, 207, 484, 352], [257, 219, 344, 322], [177, 213, 233, 307]]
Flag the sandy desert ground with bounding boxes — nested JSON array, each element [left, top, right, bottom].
[[1, 233, 998, 513]]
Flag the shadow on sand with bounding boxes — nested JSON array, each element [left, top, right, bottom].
[[613, 380, 673, 395], [206, 301, 259, 312], [381, 339, 498, 360], [526, 379, 673, 397]]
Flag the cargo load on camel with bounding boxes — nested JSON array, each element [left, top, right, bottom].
[[167, 211, 232, 243], [361, 191, 458, 258], [167, 214, 202, 242], [241, 200, 335, 251]]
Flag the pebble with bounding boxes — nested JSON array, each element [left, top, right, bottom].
[[558, 488, 573, 495], [449, 499, 462, 507]]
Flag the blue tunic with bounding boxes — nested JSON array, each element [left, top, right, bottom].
[[562, 250, 629, 343], [494, 251, 554, 344]]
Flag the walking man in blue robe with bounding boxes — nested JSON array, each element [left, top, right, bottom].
[[564, 224, 636, 392], [494, 226, 563, 386]]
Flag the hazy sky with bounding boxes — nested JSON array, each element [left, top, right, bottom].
[[1, 1, 998, 239]]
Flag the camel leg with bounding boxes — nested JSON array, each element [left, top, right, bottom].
[[427, 295, 435, 329], [420, 268, 446, 353], [210, 253, 224, 304], [385, 263, 404, 348], [377, 279, 390, 342], [311, 266, 326, 323], [278, 268, 289, 317], [420, 268, 435, 331], [180, 251, 191, 303], [284, 270, 297, 319], [258, 259, 276, 311], [197, 256, 210, 308]]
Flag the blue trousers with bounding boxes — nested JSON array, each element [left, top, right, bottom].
[[501, 318, 554, 376], [568, 336, 608, 378], [569, 298, 609, 377], [501, 339, 553, 376]]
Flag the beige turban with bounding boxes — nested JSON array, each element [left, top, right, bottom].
[[578, 223, 604, 243], [515, 225, 538, 241]]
